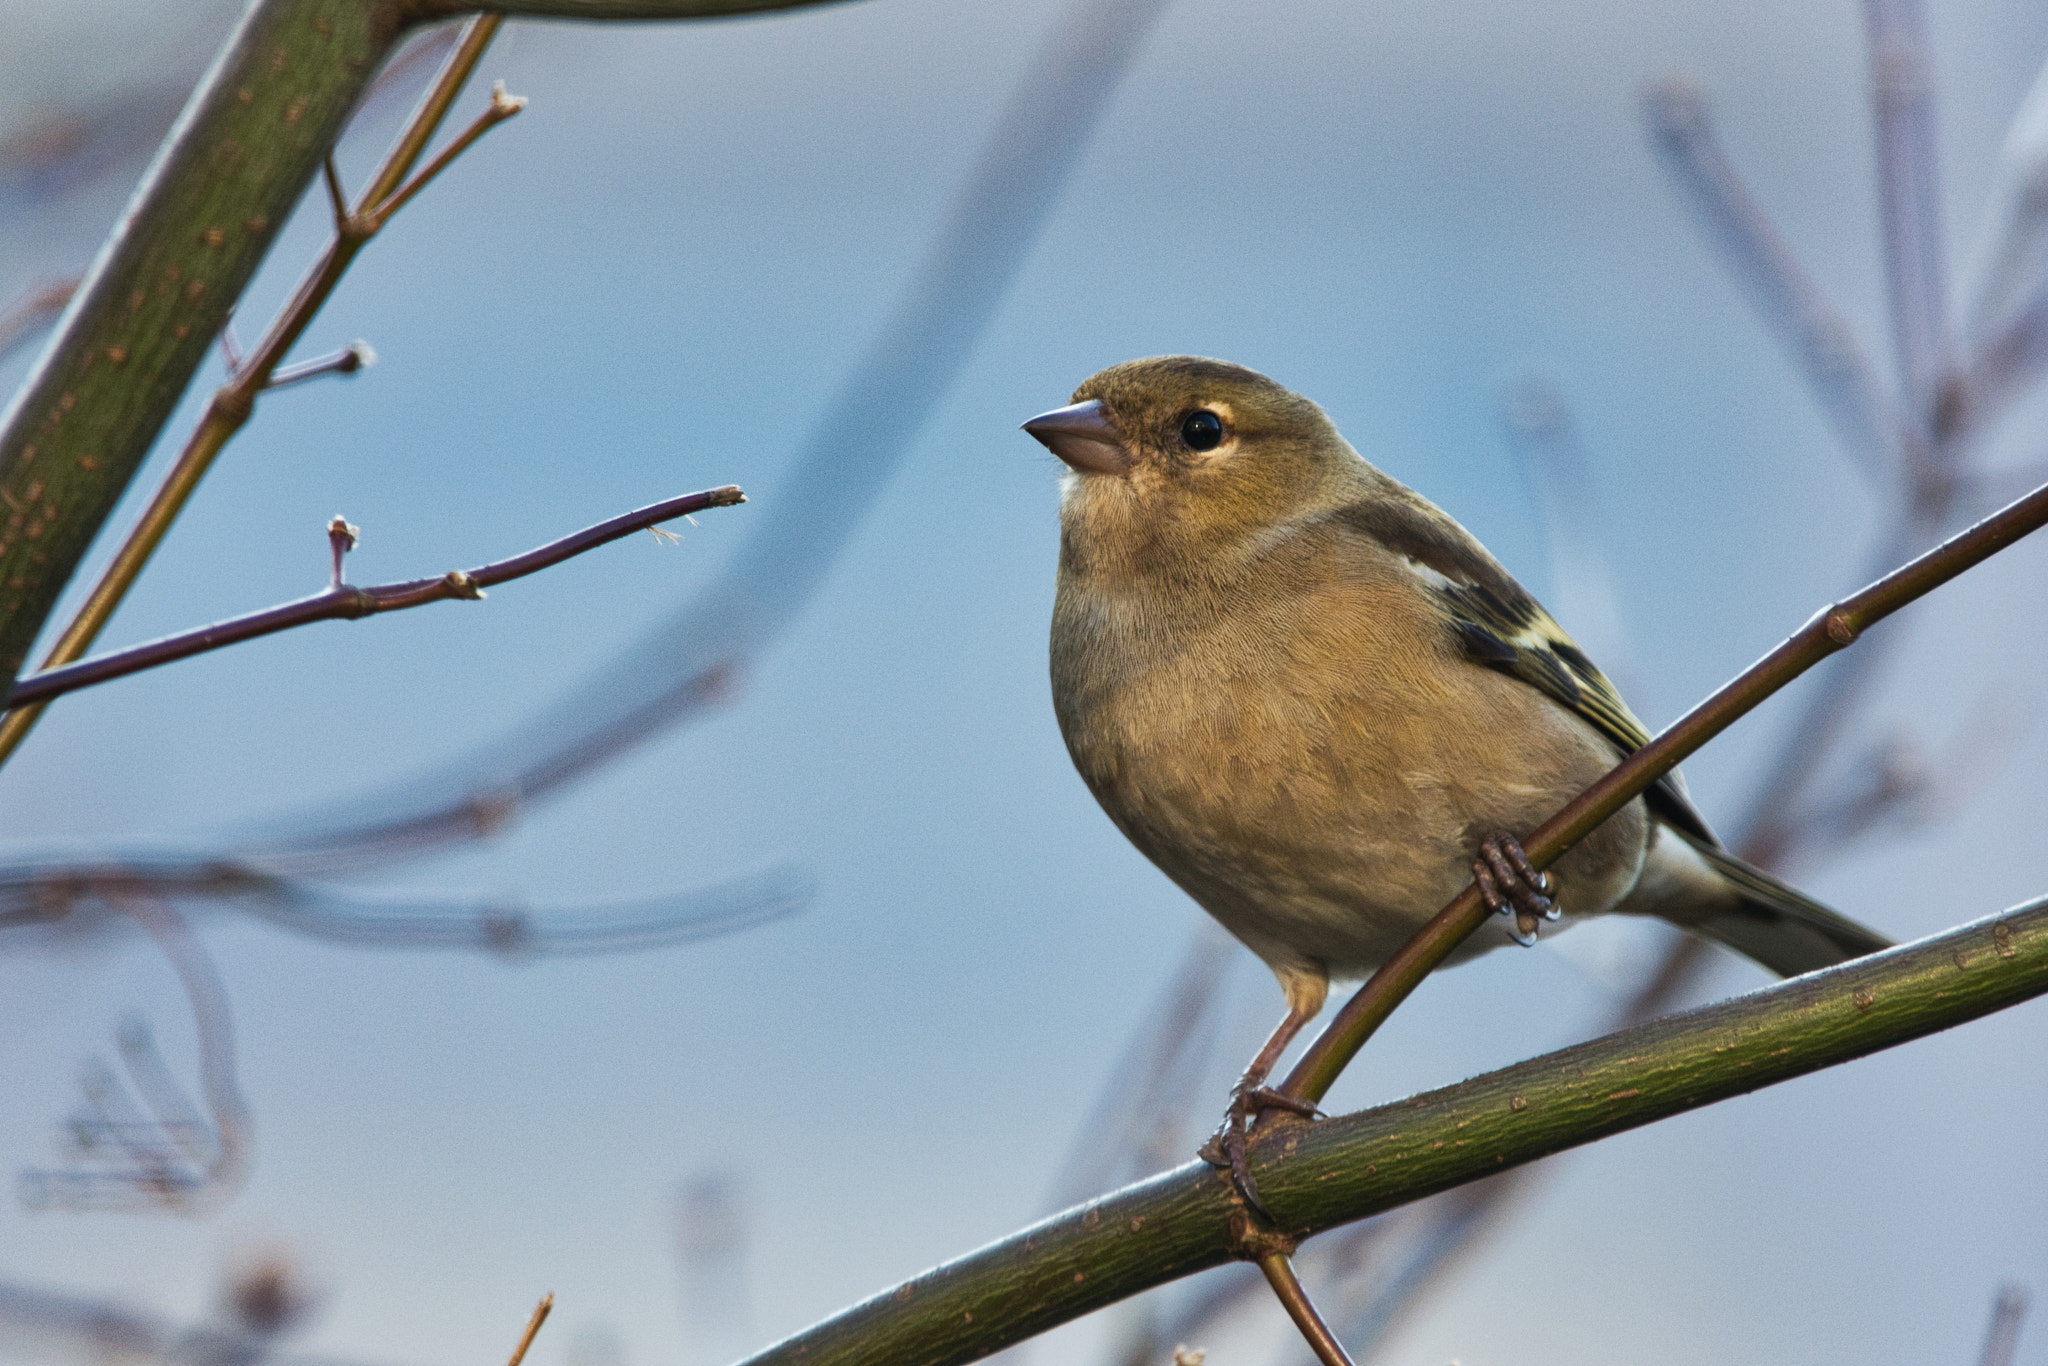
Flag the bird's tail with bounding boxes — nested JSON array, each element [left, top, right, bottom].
[[1664, 829, 1893, 977]]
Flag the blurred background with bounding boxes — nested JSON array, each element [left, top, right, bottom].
[[3, 0, 2048, 1364]]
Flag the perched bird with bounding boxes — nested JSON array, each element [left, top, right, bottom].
[[1024, 356, 1890, 1200]]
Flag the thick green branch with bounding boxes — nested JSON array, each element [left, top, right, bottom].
[[0, 0, 850, 682], [737, 897, 2048, 1366], [0, 0, 401, 678]]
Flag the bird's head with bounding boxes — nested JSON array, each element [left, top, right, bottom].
[[1023, 356, 1360, 581]]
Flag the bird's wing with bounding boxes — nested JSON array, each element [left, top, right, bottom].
[[1331, 491, 1718, 846]]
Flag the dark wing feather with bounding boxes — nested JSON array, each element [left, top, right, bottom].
[[1332, 494, 1718, 845]]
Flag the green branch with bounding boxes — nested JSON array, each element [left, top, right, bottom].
[[736, 897, 2048, 1366], [0, 0, 850, 683]]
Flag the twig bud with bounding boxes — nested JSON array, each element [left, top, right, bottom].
[[327, 516, 360, 588]]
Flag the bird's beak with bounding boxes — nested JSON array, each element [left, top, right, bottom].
[[1021, 399, 1132, 475]]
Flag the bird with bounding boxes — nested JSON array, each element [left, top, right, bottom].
[[1022, 355, 1891, 1207]]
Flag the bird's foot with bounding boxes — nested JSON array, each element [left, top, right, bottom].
[[1473, 833, 1558, 946], [1198, 1084, 1322, 1219]]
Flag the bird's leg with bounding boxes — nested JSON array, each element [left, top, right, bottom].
[[1199, 1005, 1322, 1218], [1472, 833, 1558, 946]]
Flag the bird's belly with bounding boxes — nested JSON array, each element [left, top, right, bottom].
[[1062, 659, 1648, 980], [1111, 745, 1486, 971]]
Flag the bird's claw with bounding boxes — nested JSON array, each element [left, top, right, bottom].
[[1473, 834, 1558, 945], [1199, 1085, 1322, 1218]]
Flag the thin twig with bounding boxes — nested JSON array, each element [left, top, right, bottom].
[[2, 487, 745, 711], [1257, 1255, 1355, 1366], [1278, 473, 2048, 1108], [126, 0, 1180, 879], [0, 16, 513, 771], [363, 81, 527, 231], [505, 1295, 554, 1366], [266, 341, 375, 391]]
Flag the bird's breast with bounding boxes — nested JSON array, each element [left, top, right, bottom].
[[1050, 561, 1648, 975]]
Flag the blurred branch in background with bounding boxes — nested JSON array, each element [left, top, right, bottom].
[[0, 1, 242, 226], [1977, 1284, 2029, 1366], [0, 1245, 423, 1366], [1865, 0, 1956, 459], [0, 280, 78, 370], [674, 1170, 754, 1366], [1643, 78, 1899, 483], [1500, 378, 1637, 688], [19, 897, 248, 1215], [0, 862, 810, 954]]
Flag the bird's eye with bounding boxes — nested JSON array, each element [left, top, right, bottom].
[[1180, 409, 1225, 451]]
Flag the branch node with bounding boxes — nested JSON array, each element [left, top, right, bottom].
[[219, 320, 244, 374], [1224, 1205, 1298, 1262], [210, 378, 257, 424], [1825, 608, 1861, 646], [364, 81, 528, 232], [443, 568, 484, 600], [321, 156, 358, 237]]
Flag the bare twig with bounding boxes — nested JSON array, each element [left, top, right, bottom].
[[0, 17, 517, 770], [1278, 473, 2048, 1109], [266, 341, 375, 391], [2, 486, 744, 711], [157, 0, 1179, 879], [359, 82, 526, 232], [1257, 1256, 1354, 1366], [504, 1296, 554, 1366]]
